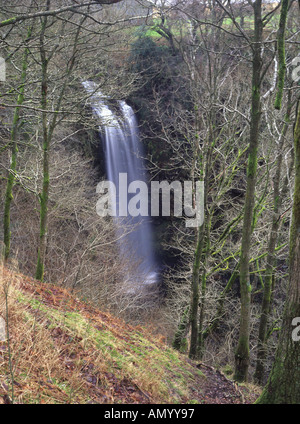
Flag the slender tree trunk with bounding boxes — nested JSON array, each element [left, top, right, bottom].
[[188, 81, 204, 359], [197, 270, 207, 359], [257, 101, 300, 404], [189, 224, 204, 359], [234, 0, 263, 382], [197, 206, 212, 359], [254, 98, 292, 384], [3, 26, 32, 261], [36, 6, 50, 281], [35, 4, 83, 281], [274, 0, 289, 110]]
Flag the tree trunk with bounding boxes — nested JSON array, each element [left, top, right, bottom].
[[36, 3, 50, 281], [257, 101, 300, 403], [198, 270, 207, 359], [234, 0, 263, 382], [274, 0, 289, 110], [189, 225, 204, 359], [3, 26, 32, 261], [35, 3, 82, 281], [254, 97, 292, 384]]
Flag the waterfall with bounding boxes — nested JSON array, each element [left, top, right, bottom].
[[83, 81, 158, 289]]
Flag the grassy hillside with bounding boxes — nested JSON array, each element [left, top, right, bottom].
[[0, 266, 258, 404]]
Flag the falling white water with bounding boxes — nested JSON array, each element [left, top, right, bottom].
[[83, 81, 158, 289]]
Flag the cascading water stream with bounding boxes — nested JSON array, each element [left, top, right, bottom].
[[83, 81, 158, 289]]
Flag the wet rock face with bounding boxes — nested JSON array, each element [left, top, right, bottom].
[[0, 317, 6, 341]]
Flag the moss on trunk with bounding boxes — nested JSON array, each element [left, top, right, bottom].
[[234, 0, 263, 383]]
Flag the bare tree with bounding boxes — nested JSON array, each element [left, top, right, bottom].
[[257, 98, 300, 404]]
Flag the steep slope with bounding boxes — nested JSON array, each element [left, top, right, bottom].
[[0, 266, 254, 404]]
